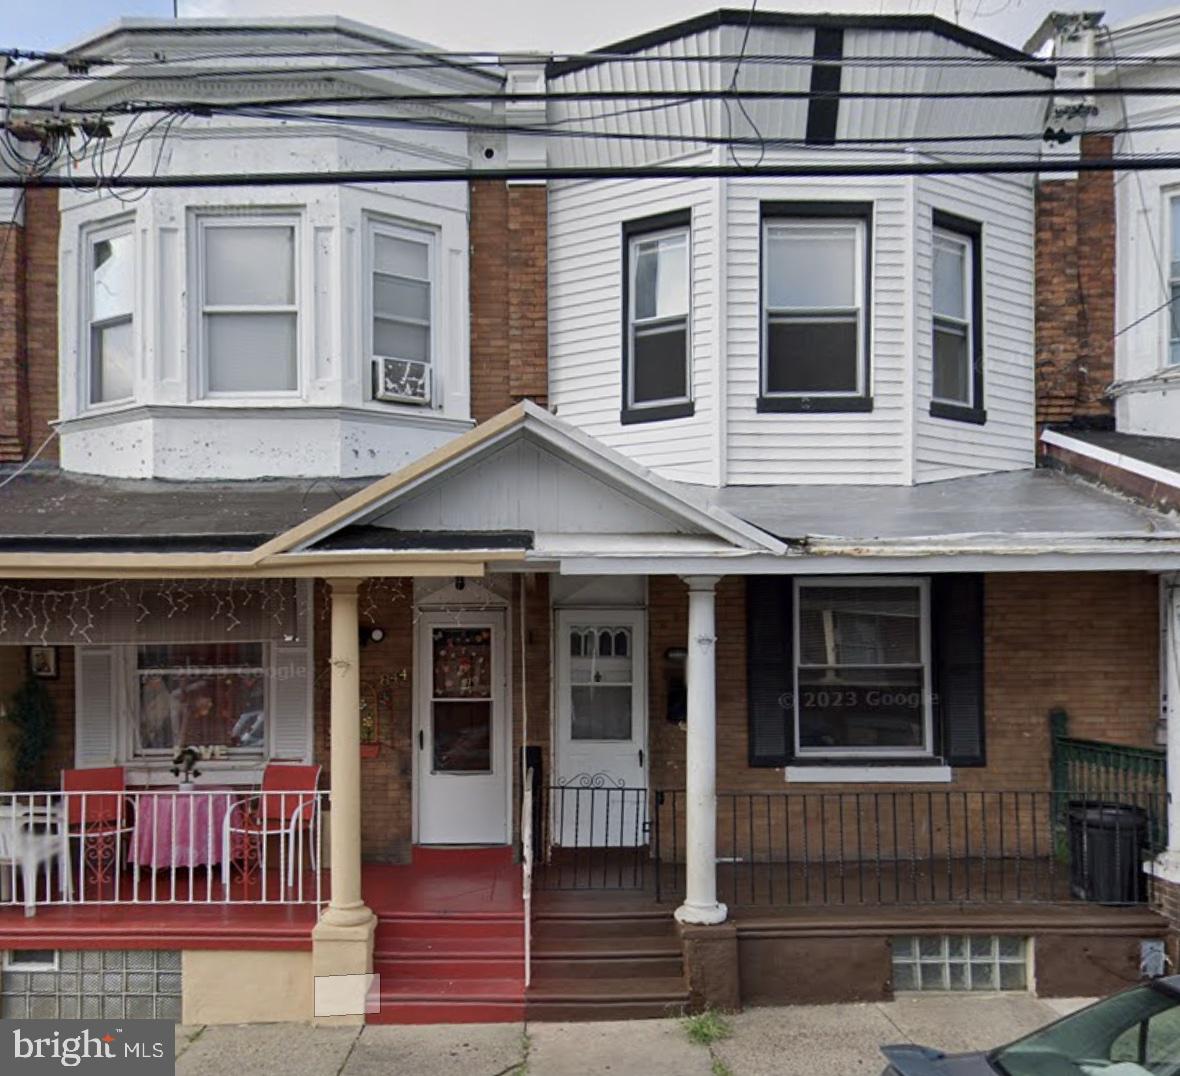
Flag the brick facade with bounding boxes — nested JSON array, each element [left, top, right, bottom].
[[1035, 135, 1116, 428], [0, 189, 60, 464], [648, 571, 1159, 795], [469, 180, 548, 423]]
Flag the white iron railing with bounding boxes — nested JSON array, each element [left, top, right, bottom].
[[521, 767, 534, 988], [0, 789, 326, 915]]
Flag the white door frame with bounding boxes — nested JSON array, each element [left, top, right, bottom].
[[412, 608, 511, 845], [553, 607, 649, 795]]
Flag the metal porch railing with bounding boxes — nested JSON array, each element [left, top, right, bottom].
[[653, 788, 1167, 908], [0, 789, 327, 914]]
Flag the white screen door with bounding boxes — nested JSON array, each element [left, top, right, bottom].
[[553, 609, 647, 848], [416, 611, 508, 844]]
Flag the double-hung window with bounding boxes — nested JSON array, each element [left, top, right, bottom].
[[760, 203, 872, 412], [622, 211, 692, 423], [198, 216, 298, 395], [369, 220, 434, 405], [931, 210, 985, 424], [1170, 196, 1180, 365], [86, 224, 134, 406], [794, 578, 932, 757]]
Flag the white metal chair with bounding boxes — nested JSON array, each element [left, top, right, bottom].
[[0, 801, 71, 917]]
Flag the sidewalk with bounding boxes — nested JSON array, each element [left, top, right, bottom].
[[174, 994, 1094, 1076]]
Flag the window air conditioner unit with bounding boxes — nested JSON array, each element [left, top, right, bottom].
[[373, 356, 431, 405]]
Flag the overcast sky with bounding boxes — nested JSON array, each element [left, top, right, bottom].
[[2, 0, 1173, 56]]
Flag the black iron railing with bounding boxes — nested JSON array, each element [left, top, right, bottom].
[[535, 784, 650, 890], [653, 788, 1166, 907]]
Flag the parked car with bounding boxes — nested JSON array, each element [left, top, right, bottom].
[[881, 977, 1180, 1075]]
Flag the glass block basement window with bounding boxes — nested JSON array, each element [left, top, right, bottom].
[[0, 950, 182, 1020], [892, 935, 1028, 992]]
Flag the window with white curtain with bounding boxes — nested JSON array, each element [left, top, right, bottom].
[[932, 229, 973, 407], [198, 216, 299, 395], [86, 224, 134, 406], [1170, 196, 1180, 365]]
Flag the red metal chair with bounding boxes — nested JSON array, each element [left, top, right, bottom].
[[62, 766, 132, 898], [222, 763, 322, 897]]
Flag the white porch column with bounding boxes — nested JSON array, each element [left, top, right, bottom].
[[312, 577, 375, 1025], [322, 578, 370, 925], [1154, 576, 1180, 880], [675, 575, 727, 926]]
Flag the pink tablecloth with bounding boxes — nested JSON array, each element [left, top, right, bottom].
[[129, 789, 234, 869]]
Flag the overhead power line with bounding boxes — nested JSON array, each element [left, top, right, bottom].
[[14, 153, 1180, 190]]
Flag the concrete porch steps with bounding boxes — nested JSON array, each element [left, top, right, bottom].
[[527, 904, 689, 1021]]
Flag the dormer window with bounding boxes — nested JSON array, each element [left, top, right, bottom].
[[196, 215, 299, 396], [929, 210, 985, 425], [86, 223, 134, 406]]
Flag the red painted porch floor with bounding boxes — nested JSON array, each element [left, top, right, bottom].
[[365, 846, 526, 1024]]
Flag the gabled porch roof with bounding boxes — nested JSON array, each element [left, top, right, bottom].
[[259, 401, 786, 561]]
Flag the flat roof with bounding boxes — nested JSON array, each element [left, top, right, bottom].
[[697, 468, 1180, 544], [1058, 429, 1180, 477]]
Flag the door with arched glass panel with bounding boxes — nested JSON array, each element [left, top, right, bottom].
[[553, 609, 647, 849]]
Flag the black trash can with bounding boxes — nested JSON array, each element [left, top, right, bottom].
[[1067, 801, 1148, 903]]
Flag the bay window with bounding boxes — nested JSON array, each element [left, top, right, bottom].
[[622, 210, 692, 422], [794, 578, 931, 757], [759, 202, 872, 412], [86, 224, 134, 406], [930, 210, 985, 424], [197, 216, 298, 395]]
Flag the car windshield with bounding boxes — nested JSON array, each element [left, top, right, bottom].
[[993, 983, 1180, 1076]]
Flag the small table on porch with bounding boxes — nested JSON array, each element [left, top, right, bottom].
[[129, 789, 233, 870]]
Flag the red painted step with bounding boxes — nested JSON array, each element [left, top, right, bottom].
[[368, 978, 525, 1025]]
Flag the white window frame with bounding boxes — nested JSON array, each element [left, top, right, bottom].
[[2, 950, 59, 972], [129, 642, 270, 763], [792, 576, 934, 760], [1169, 195, 1180, 367], [626, 224, 692, 411], [193, 212, 301, 400], [761, 217, 866, 399], [932, 227, 975, 409], [81, 217, 136, 412], [365, 216, 438, 404]]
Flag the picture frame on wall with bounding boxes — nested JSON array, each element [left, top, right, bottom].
[[29, 646, 57, 680]]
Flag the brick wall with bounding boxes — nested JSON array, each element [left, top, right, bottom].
[[469, 180, 548, 423], [312, 580, 415, 863], [648, 571, 1159, 796], [0, 214, 28, 462], [1035, 135, 1116, 428]]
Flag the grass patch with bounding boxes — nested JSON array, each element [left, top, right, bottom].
[[710, 1057, 733, 1076], [682, 1010, 733, 1046]]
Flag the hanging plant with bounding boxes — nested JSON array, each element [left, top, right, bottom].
[[7, 674, 55, 790]]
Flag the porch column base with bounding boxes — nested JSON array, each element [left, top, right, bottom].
[[678, 921, 740, 1014], [674, 900, 728, 927], [311, 911, 377, 1027]]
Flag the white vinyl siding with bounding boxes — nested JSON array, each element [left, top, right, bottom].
[[549, 173, 716, 485], [726, 176, 909, 484], [915, 174, 1034, 481]]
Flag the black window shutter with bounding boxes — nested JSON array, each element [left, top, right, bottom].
[[746, 576, 794, 767], [932, 574, 986, 767]]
